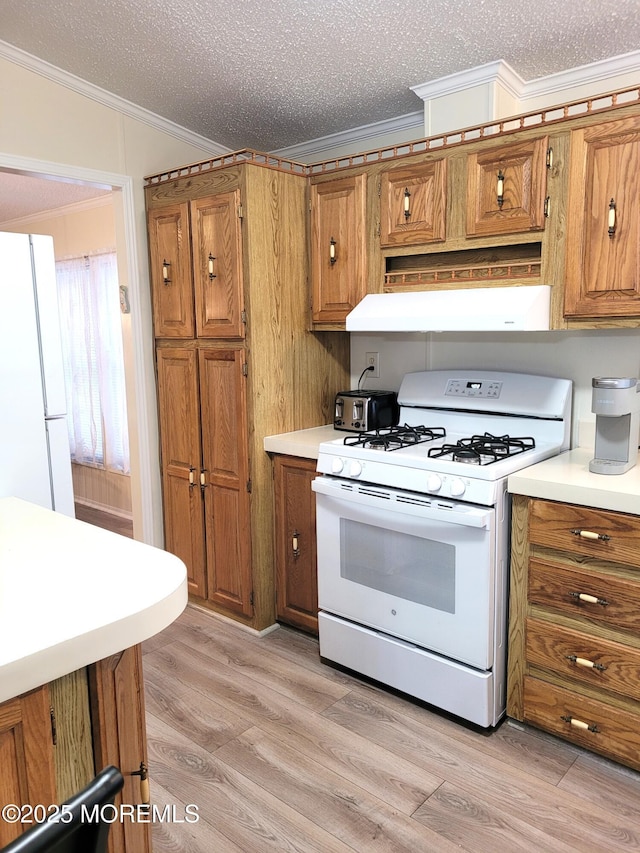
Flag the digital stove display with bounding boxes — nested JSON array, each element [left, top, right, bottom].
[[445, 379, 502, 398]]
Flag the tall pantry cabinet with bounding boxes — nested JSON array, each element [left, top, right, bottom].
[[145, 160, 349, 630]]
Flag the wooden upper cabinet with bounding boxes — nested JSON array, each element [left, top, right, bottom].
[[466, 137, 548, 237], [148, 202, 195, 337], [310, 173, 367, 324], [564, 116, 640, 318], [0, 687, 57, 847], [380, 159, 447, 247], [191, 191, 245, 338]]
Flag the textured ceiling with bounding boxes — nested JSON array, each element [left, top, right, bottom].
[[1, 0, 639, 223], [1, 0, 639, 153]]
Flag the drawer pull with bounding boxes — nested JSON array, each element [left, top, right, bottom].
[[561, 715, 600, 733], [566, 654, 607, 672], [568, 591, 609, 607], [570, 528, 611, 541]]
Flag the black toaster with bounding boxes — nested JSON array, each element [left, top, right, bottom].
[[334, 390, 400, 432]]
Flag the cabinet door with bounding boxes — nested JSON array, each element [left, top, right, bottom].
[[564, 116, 640, 318], [466, 137, 548, 237], [310, 174, 367, 324], [191, 192, 245, 338], [199, 348, 253, 617], [380, 159, 446, 247], [273, 455, 318, 633], [89, 646, 151, 853], [156, 347, 207, 597], [148, 203, 195, 337], [0, 688, 57, 847]]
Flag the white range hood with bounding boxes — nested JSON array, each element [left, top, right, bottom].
[[345, 285, 551, 332]]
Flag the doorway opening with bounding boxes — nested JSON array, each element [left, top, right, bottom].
[[0, 159, 157, 544]]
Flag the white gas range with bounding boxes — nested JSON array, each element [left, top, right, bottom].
[[312, 369, 572, 727]]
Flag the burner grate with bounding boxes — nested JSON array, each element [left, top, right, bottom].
[[344, 424, 446, 452], [427, 432, 535, 466]]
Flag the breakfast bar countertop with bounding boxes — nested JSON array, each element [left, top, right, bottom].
[[508, 447, 640, 515], [0, 496, 187, 703]]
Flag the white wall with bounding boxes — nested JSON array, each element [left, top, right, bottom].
[[351, 330, 639, 449], [0, 54, 221, 545]]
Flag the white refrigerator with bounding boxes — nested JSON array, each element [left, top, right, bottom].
[[0, 232, 75, 516]]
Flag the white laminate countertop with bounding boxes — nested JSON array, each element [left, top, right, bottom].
[[263, 425, 341, 459], [0, 497, 188, 704], [508, 447, 640, 515]]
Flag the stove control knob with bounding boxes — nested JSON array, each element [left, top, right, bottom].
[[426, 474, 442, 492], [450, 478, 466, 497], [349, 461, 363, 477], [331, 458, 344, 474]]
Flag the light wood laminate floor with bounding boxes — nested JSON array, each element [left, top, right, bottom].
[[143, 605, 640, 852]]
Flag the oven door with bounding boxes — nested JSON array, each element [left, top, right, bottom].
[[312, 475, 496, 670]]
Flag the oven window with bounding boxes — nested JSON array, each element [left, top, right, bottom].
[[339, 519, 455, 613]]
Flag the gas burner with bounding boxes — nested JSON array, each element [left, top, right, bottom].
[[428, 432, 536, 466], [344, 424, 446, 452]]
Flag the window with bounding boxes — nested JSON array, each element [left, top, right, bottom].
[[55, 251, 130, 473]]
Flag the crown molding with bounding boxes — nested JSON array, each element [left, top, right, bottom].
[[519, 49, 640, 100], [0, 40, 230, 156], [410, 51, 640, 106], [272, 110, 425, 161], [411, 60, 526, 102]]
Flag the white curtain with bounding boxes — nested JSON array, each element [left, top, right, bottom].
[[55, 251, 130, 473]]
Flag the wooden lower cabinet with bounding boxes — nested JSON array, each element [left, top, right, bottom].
[[523, 677, 640, 769], [273, 455, 318, 634], [156, 345, 253, 618], [0, 645, 149, 852], [0, 686, 57, 847], [508, 495, 640, 771], [90, 645, 151, 853]]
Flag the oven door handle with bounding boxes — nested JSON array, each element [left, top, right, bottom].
[[311, 477, 492, 529]]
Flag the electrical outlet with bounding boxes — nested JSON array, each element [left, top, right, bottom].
[[365, 351, 380, 378]]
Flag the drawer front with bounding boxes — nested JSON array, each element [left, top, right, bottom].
[[529, 499, 640, 568], [524, 676, 640, 770], [526, 616, 640, 700], [528, 558, 640, 632]]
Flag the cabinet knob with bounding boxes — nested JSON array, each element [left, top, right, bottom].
[[329, 237, 337, 265], [570, 528, 611, 542], [403, 187, 411, 219], [292, 530, 300, 558], [208, 253, 217, 280], [496, 170, 505, 208], [131, 761, 150, 804], [568, 591, 609, 607], [565, 654, 607, 672], [608, 198, 617, 238], [560, 715, 600, 734], [162, 259, 171, 285]]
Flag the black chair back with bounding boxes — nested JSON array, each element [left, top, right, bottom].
[[0, 765, 124, 853]]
